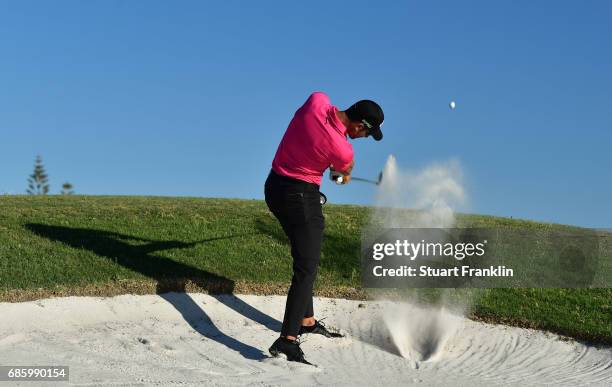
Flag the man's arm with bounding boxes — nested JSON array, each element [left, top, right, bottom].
[[333, 159, 354, 174], [330, 159, 354, 184]]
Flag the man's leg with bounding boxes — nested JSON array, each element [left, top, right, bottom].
[[303, 296, 315, 326], [280, 212, 324, 338], [276, 220, 316, 329]]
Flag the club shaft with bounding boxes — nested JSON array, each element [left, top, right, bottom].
[[351, 177, 379, 185]]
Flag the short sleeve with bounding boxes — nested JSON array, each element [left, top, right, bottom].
[[330, 144, 354, 173]]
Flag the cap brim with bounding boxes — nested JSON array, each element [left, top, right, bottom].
[[370, 127, 383, 141]]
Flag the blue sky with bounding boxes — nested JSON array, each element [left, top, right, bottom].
[[1, 1, 610, 228]]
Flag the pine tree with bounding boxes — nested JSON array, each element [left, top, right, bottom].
[[61, 182, 75, 195], [26, 155, 50, 195]]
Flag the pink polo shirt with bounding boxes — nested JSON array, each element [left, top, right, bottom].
[[272, 92, 354, 186]]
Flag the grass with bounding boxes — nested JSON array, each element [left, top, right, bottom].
[[0, 195, 610, 344]]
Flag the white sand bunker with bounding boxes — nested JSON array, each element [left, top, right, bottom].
[[1, 294, 610, 386]]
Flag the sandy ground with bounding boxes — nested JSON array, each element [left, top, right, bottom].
[[1, 293, 610, 386]]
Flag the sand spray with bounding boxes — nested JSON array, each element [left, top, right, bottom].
[[369, 155, 469, 363]]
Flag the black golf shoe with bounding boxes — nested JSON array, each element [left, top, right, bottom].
[[268, 337, 314, 366], [299, 319, 344, 338]]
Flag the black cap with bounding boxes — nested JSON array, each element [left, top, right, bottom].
[[346, 99, 384, 141]]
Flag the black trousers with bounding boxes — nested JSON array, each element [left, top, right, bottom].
[[264, 170, 324, 337]]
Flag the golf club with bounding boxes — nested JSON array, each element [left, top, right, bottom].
[[331, 171, 383, 185], [351, 172, 383, 185]]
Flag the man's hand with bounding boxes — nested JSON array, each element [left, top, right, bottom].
[[330, 159, 354, 185], [341, 160, 354, 184]]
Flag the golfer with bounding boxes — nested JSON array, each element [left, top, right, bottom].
[[265, 92, 384, 364]]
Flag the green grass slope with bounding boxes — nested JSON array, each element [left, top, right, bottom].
[[0, 196, 610, 344]]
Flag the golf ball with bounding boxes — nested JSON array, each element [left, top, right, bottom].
[[449, 101, 456, 110]]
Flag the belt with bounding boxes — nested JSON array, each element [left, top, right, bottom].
[[268, 170, 319, 191]]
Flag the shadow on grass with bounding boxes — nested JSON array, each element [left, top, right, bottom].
[[25, 223, 281, 361]]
